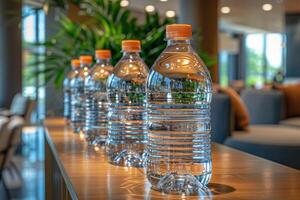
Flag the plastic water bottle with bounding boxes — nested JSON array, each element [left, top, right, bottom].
[[70, 55, 92, 133], [84, 50, 113, 146], [146, 24, 212, 194], [64, 59, 80, 121], [106, 40, 149, 167]]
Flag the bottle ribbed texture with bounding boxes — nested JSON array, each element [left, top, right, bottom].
[[146, 40, 212, 195], [70, 66, 89, 133], [106, 52, 149, 167], [84, 61, 113, 146]]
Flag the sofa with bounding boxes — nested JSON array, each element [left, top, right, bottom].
[[241, 89, 300, 127], [211, 90, 300, 170], [0, 93, 35, 125]]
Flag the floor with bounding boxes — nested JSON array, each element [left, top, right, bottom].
[[0, 126, 45, 200]]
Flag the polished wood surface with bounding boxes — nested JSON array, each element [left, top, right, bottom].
[[45, 118, 300, 200]]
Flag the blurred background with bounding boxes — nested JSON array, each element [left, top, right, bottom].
[[1, 0, 300, 199], [10, 0, 298, 119]]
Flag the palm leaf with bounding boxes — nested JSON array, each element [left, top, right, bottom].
[[26, 0, 213, 88]]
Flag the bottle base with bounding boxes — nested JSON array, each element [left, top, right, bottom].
[[84, 129, 107, 147], [72, 127, 81, 134], [148, 171, 212, 195], [107, 149, 145, 168], [71, 123, 83, 134]]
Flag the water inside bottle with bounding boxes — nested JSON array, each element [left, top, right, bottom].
[[106, 40, 149, 167], [70, 56, 92, 133], [146, 24, 212, 194], [84, 53, 113, 146], [64, 59, 80, 121]]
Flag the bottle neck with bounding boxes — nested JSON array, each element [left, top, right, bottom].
[[96, 58, 110, 66], [167, 39, 191, 46], [165, 39, 194, 53], [122, 51, 141, 59], [80, 63, 91, 68], [72, 66, 80, 70]]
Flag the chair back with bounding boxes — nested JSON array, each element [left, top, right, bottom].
[[241, 89, 284, 124], [3, 116, 24, 168], [0, 117, 10, 171], [0, 117, 10, 151], [211, 93, 233, 143], [10, 94, 29, 116]]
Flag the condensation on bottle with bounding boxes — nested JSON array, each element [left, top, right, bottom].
[[146, 24, 212, 195], [106, 40, 149, 167], [84, 50, 113, 146], [64, 59, 80, 122], [70, 55, 92, 133]]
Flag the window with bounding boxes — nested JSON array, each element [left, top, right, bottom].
[[219, 52, 229, 86], [266, 34, 284, 80], [22, 6, 45, 120], [245, 33, 285, 87]]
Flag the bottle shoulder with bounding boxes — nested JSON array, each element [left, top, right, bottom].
[[152, 50, 209, 76], [109, 58, 149, 86], [89, 65, 113, 81], [78, 67, 90, 79], [70, 70, 87, 86], [66, 70, 78, 80], [147, 50, 212, 92]]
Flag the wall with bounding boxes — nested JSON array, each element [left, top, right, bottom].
[[285, 13, 300, 77], [0, 0, 22, 107], [45, 7, 65, 116], [179, 0, 219, 82]]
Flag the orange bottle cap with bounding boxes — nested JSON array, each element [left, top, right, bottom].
[[71, 59, 80, 68], [122, 40, 141, 52], [166, 24, 192, 39], [95, 50, 111, 59], [80, 55, 93, 64]]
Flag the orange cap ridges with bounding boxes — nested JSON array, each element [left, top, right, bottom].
[[166, 24, 192, 39], [95, 50, 111, 59], [80, 55, 93, 64], [71, 59, 80, 68], [122, 40, 141, 52]]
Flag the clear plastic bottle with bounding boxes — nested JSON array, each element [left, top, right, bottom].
[[84, 50, 113, 146], [146, 24, 212, 194], [70, 55, 92, 133], [106, 40, 149, 167], [64, 59, 80, 122]]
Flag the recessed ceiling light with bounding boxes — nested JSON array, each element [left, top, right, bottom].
[[145, 5, 155, 13], [221, 6, 231, 14], [160, 0, 168, 2], [262, 3, 272, 11], [120, 0, 129, 7], [166, 10, 176, 18]]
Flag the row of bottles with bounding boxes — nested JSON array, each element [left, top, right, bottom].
[[106, 40, 148, 167], [63, 59, 80, 121], [70, 56, 92, 133], [63, 24, 212, 195], [84, 50, 113, 146]]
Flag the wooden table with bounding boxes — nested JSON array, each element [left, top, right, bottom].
[[44, 118, 300, 200]]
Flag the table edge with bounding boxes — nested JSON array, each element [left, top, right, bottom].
[[43, 122, 79, 200]]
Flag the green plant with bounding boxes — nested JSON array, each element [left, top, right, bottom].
[[28, 0, 215, 88], [28, 0, 172, 87]]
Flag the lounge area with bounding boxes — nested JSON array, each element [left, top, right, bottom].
[[1, 0, 300, 199], [212, 87, 300, 169]]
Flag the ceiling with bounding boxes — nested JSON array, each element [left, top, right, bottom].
[[128, 0, 180, 16], [27, 0, 300, 33], [220, 0, 285, 33], [127, 0, 300, 33]]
